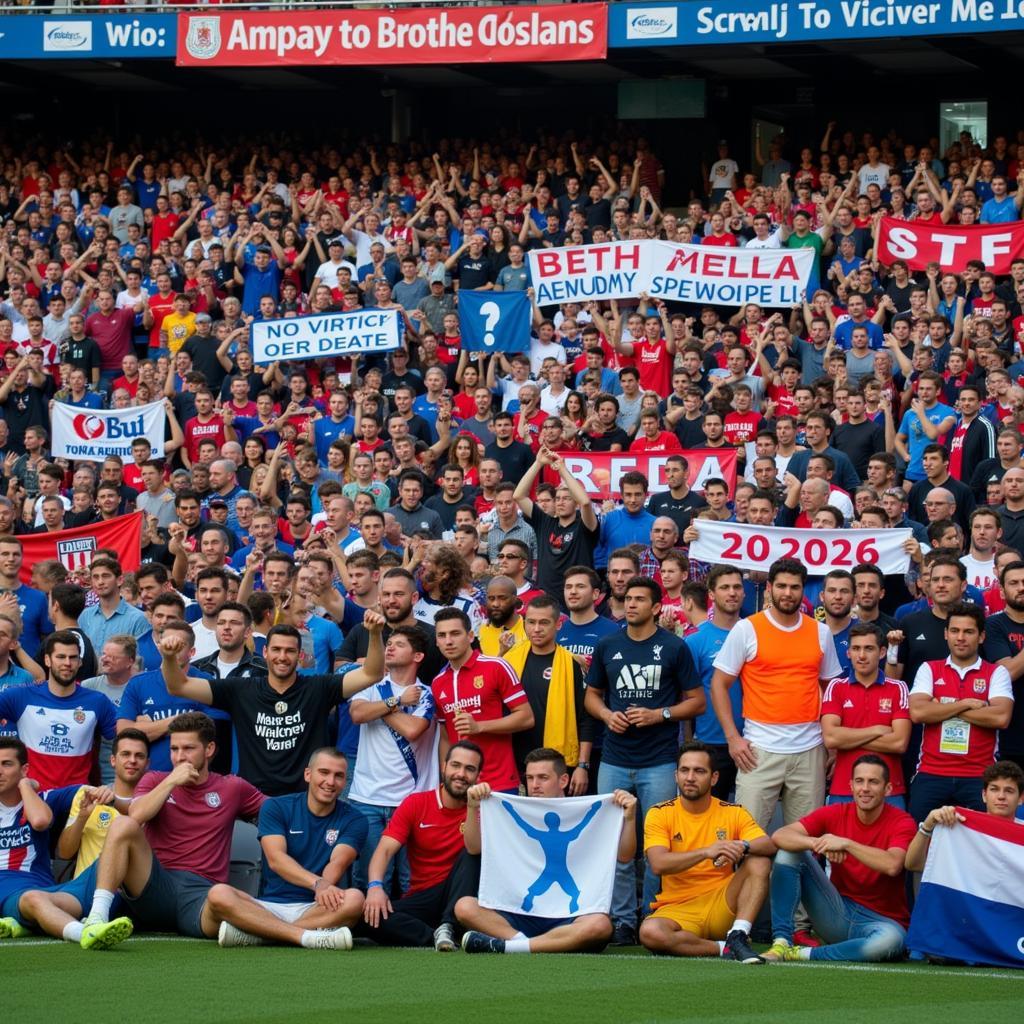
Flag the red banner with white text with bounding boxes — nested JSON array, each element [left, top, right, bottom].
[[17, 512, 143, 586], [876, 217, 1024, 274], [555, 449, 737, 499], [176, 5, 607, 66]]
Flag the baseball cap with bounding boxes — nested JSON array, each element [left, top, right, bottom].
[[328, 239, 343, 248], [195, 313, 212, 324], [208, 497, 228, 509], [256, 245, 272, 254]]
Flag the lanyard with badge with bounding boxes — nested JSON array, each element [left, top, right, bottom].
[[939, 671, 979, 756]]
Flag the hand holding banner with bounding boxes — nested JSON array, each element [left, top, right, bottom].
[[16, 512, 144, 585], [251, 308, 401, 363], [52, 400, 166, 462], [479, 793, 623, 918], [458, 290, 531, 352], [688, 519, 912, 575]]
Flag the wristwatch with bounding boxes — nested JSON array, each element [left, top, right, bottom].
[[578, 761, 591, 771], [661, 707, 672, 721], [384, 696, 401, 714]]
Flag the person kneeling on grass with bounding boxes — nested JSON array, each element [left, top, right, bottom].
[[763, 754, 916, 963], [455, 747, 638, 954], [215, 747, 367, 948], [77, 713, 355, 951], [637, 741, 775, 965]]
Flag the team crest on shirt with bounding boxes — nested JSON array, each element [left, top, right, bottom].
[[205, 792, 221, 808], [716, 828, 727, 840], [73, 709, 86, 724], [275, 701, 288, 714], [473, 676, 485, 690], [325, 829, 339, 845], [543, 667, 553, 681], [878, 698, 892, 713], [973, 679, 987, 693]]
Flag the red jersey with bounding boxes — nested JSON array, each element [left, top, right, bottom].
[[984, 584, 1006, 615], [631, 431, 683, 454], [437, 334, 461, 366], [723, 411, 761, 447], [184, 415, 227, 464], [123, 463, 145, 493], [767, 383, 799, 418], [799, 803, 916, 926], [515, 409, 547, 452], [821, 674, 911, 795], [630, 338, 672, 395], [431, 650, 528, 792], [452, 392, 477, 421], [382, 788, 468, 895], [134, 771, 264, 883], [913, 658, 1013, 776], [113, 374, 140, 398], [151, 212, 180, 250], [147, 291, 177, 350], [948, 421, 969, 480], [322, 189, 350, 218]]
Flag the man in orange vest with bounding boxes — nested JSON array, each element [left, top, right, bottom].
[[709, 558, 842, 830]]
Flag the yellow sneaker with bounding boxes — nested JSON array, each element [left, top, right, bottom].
[[0, 917, 29, 939], [80, 917, 133, 951], [761, 938, 800, 962]]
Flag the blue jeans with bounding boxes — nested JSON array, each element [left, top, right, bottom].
[[827, 795, 906, 811], [770, 849, 906, 962], [350, 800, 410, 894], [597, 760, 677, 930]]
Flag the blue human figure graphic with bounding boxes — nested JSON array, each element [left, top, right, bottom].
[[500, 800, 603, 914]]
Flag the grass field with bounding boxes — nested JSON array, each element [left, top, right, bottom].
[[4, 938, 1022, 1024]]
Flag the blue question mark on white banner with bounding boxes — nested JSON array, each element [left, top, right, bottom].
[[479, 301, 501, 347]]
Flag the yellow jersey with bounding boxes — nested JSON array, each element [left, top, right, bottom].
[[67, 786, 122, 877], [161, 312, 197, 354], [644, 796, 765, 907], [477, 617, 526, 658]]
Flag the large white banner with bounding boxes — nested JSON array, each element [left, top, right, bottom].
[[479, 793, 622, 918], [689, 520, 912, 575], [251, 308, 401, 363], [52, 400, 166, 462], [528, 240, 813, 307]]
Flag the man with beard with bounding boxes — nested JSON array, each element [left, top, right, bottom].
[[362, 740, 484, 951], [412, 542, 482, 631], [820, 570, 856, 676], [711, 559, 842, 834], [478, 575, 526, 657]]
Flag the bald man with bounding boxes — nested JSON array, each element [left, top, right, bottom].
[[921, 487, 956, 526], [207, 458, 244, 531], [638, 516, 682, 581], [478, 575, 526, 657]]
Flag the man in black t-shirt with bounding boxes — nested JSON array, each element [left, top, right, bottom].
[[485, 412, 535, 485], [832, 391, 886, 480], [583, 395, 630, 452], [981, 560, 1024, 767], [0, 356, 49, 449], [647, 454, 708, 536], [583, 576, 704, 945], [514, 447, 599, 602], [160, 614, 385, 796]]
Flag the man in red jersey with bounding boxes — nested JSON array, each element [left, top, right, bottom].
[[821, 624, 911, 809], [362, 740, 483, 951], [431, 607, 534, 795], [630, 410, 683, 454]]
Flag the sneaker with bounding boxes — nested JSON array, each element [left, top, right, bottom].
[[307, 927, 353, 951], [218, 920, 266, 948], [0, 917, 29, 940], [610, 923, 636, 947], [461, 930, 506, 954], [433, 923, 457, 952], [80, 916, 133, 951], [793, 928, 821, 947], [761, 939, 798, 962], [723, 929, 764, 964]]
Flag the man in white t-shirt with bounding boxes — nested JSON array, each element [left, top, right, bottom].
[[744, 213, 783, 249], [346, 626, 438, 893], [857, 148, 891, 193], [960, 507, 1001, 591], [314, 239, 358, 286], [708, 142, 739, 200]]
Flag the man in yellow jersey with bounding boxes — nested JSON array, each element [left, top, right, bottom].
[[639, 742, 775, 963], [477, 575, 526, 657], [56, 729, 151, 876], [710, 558, 842, 830]]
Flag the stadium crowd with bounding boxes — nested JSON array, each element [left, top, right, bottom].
[[0, 124, 1022, 964]]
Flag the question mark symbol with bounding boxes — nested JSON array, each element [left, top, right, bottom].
[[479, 300, 501, 348]]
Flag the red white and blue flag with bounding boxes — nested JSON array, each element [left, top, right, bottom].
[[907, 808, 1024, 968]]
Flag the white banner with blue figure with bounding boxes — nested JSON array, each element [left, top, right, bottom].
[[479, 794, 622, 918]]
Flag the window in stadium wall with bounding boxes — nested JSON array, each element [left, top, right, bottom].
[[939, 101, 988, 153]]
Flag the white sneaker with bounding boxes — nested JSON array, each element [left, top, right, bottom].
[[307, 927, 353, 950], [433, 923, 456, 952], [218, 920, 265, 948]]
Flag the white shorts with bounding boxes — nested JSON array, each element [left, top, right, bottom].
[[255, 899, 316, 924]]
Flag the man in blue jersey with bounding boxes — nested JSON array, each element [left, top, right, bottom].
[[116, 620, 227, 772], [0, 535, 51, 659], [214, 747, 367, 947], [685, 566, 745, 800], [0, 737, 105, 942], [584, 577, 705, 945], [134, 591, 187, 671]]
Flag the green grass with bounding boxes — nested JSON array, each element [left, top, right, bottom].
[[4, 938, 1023, 1024]]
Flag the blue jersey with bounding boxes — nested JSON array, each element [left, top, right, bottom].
[[304, 616, 344, 675], [256, 792, 368, 903], [685, 621, 743, 746], [0, 786, 76, 905], [15, 584, 52, 660], [831, 622, 853, 677], [556, 615, 623, 670], [118, 668, 225, 771], [136, 631, 162, 671], [314, 416, 355, 462]]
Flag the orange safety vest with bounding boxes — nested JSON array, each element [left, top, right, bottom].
[[741, 612, 823, 725]]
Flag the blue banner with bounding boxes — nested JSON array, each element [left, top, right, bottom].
[[609, 0, 1024, 47], [458, 290, 531, 353], [0, 14, 175, 59]]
